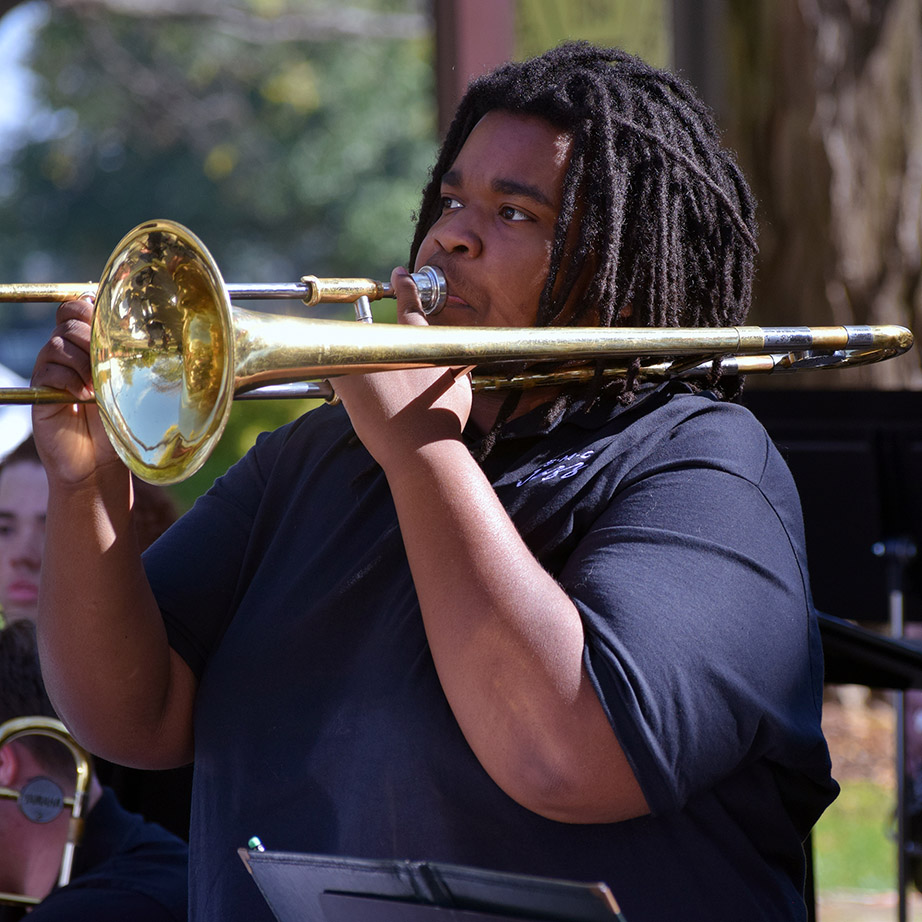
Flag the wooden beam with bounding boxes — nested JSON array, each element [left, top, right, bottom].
[[434, 0, 516, 137]]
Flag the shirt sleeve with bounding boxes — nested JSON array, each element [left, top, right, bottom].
[[559, 412, 823, 816], [142, 423, 289, 679]]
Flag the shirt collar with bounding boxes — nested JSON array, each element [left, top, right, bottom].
[[472, 379, 701, 445]]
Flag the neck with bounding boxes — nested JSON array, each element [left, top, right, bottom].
[[469, 386, 562, 435]]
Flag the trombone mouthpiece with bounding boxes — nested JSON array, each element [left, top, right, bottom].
[[375, 265, 446, 314], [411, 265, 447, 315]]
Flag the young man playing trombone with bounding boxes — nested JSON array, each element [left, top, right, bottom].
[[30, 42, 837, 921]]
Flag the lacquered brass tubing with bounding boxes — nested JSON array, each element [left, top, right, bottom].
[[0, 219, 912, 485]]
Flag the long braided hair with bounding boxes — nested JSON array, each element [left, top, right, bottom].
[[409, 42, 758, 433]]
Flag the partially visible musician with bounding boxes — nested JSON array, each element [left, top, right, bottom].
[[30, 42, 838, 921], [0, 436, 180, 627], [0, 620, 187, 921], [0, 436, 193, 841]]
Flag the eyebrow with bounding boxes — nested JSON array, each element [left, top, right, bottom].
[[441, 169, 554, 209], [0, 510, 45, 522]]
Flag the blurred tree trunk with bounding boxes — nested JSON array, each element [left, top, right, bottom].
[[723, 0, 922, 389]]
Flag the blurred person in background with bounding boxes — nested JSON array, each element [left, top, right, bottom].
[[0, 437, 45, 627], [0, 619, 187, 921], [0, 437, 192, 840]]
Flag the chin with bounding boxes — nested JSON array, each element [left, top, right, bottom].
[[430, 305, 478, 327]]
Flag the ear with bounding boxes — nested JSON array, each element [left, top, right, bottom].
[[0, 741, 21, 787]]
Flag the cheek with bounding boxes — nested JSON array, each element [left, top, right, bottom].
[[500, 276, 545, 326], [524, 238, 553, 285], [520, 242, 553, 311], [413, 229, 438, 271]]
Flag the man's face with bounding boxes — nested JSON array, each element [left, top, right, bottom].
[[0, 461, 48, 623], [414, 110, 572, 328]]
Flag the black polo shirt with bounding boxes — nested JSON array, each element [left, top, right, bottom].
[[11, 788, 187, 921], [147, 382, 837, 922]]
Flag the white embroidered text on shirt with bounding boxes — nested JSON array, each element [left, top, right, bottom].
[[515, 450, 596, 487]]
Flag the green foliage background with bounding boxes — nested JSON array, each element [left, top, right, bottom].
[[516, 0, 668, 66], [813, 779, 895, 892], [0, 0, 436, 506], [0, 1, 435, 286]]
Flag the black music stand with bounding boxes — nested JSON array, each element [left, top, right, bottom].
[[238, 849, 626, 922], [819, 612, 922, 690], [742, 389, 922, 626], [744, 389, 922, 922]]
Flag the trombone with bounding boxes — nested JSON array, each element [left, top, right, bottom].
[[0, 716, 92, 908], [0, 219, 913, 485]]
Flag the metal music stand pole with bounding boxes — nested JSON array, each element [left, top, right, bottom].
[[874, 537, 918, 922]]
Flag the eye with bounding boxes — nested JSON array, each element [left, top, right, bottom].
[[499, 205, 531, 222], [440, 195, 463, 212]]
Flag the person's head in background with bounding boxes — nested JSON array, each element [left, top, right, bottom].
[[0, 436, 179, 626], [0, 619, 101, 903], [0, 437, 45, 625]]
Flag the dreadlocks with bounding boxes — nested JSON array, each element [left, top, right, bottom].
[[410, 42, 757, 418]]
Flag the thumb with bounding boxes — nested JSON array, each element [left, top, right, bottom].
[[391, 267, 428, 327]]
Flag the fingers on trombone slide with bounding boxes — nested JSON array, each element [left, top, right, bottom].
[[56, 289, 95, 315], [53, 291, 95, 347], [33, 296, 96, 399], [33, 342, 93, 401]]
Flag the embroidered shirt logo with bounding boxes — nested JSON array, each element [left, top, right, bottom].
[[516, 450, 596, 487]]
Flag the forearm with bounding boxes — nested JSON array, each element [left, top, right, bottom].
[[38, 471, 194, 769], [382, 438, 648, 823], [334, 271, 646, 821]]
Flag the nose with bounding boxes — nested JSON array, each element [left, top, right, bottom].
[[11, 524, 43, 570], [432, 208, 483, 258]]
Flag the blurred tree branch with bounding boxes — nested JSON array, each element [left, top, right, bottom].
[[0, 0, 429, 41], [77, 16, 248, 154]]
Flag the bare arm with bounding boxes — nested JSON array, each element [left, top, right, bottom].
[[333, 272, 648, 823], [32, 298, 195, 769]]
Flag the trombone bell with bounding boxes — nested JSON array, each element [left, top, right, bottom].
[[88, 220, 449, 484], [90, 220, 236, 485]]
